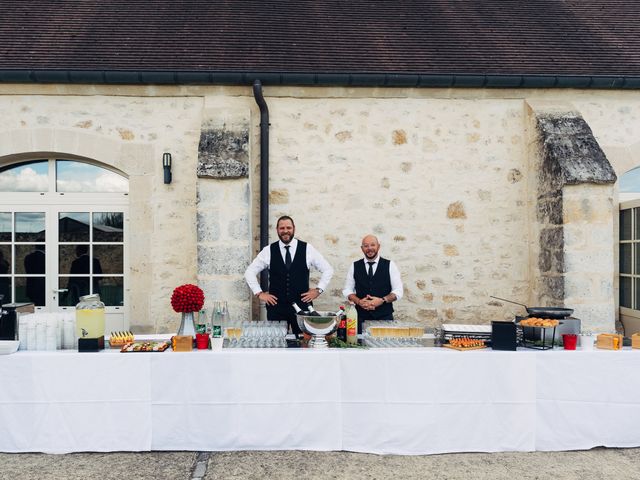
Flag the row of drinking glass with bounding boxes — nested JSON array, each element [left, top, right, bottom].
[[363, 334, 424, 348], [226, 321, 288, 349]]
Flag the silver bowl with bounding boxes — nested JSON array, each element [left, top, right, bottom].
[[296, 311, 339, 348]]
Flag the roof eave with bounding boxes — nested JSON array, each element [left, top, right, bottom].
[[0, 70, 638, 89]]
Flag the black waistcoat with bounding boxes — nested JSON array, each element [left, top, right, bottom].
[[268, 241, 309, 310], [354, 257, 394, 320]]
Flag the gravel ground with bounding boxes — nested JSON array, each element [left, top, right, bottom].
[[2, 448, 640, 480]]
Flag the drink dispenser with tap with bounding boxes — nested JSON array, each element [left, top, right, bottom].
[[76, 294, 105, 350]]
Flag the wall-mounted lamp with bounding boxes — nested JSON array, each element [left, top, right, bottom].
[[163, 152, 172, 184]]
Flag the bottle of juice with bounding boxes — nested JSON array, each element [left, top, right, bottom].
[[346, 303, 358, 345], [337, 305, 347, 342]]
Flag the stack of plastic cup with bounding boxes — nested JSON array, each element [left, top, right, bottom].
[[55, 314, 62, 349], [26, 319, 37, 351], [35, 315, 47, 350], [18, 313, 31, 350], [62, 313, 76, 349], [45, 317, 57, 351]]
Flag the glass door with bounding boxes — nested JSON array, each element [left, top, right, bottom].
[[0, 207, 127, 333], [0, 157, 129, 334], [55, 208, 126, 333]]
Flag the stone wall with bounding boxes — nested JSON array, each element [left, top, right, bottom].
[[0, 94, 203, 333], [0, 85, 639, 332], [563, 184, 616, 331], [262, 96, 530, 324], [531, 110, 617, 331], [196, 108, 252, 322]]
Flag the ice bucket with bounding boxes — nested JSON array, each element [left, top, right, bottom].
[[296, 311, 339, 348]]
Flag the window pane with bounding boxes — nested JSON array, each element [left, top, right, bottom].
[[16, 276, 45, 306], [56, 160, 128, 193], [636, 244, 640, 276], [59, 244, 87, 275], [15, 212, 45, 242], [62, 245, 107, 275], [93, 245, 122, 274], [59, 276, 90, 306], [16, 244, 45, 275], [93, 212, 124, 242], [0, 277, 11, 303], [621, 167, 640, 193], [0, 244, 11, 274], [635, 279, 640, 311], [0, 212, 11, 242], [59, 212, 90, 242], [621, 209, 632, 241], [96, 276, 124, 306], [636, 209, 640, 241], [0, 160, 48, 192], [621, 277, 632, 308], [621, 243, 632, 275]]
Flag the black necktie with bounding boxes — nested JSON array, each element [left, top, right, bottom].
[[367, 261, 375, 280], [285, 245, 292, 269]]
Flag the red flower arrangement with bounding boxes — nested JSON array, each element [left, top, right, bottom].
[[171, 284, 205, 313]]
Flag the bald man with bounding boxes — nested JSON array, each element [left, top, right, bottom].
[[342, 235, 403, 331]]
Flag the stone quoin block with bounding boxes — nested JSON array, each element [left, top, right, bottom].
[[196, 211, 221, 243], [197, 245, 249, 275], [197, 124, 249, 179]]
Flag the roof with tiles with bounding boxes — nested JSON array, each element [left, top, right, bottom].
[[0, 0, 639, 85]]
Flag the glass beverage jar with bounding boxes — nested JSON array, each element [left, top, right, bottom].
[[75, 293, 105, 339]]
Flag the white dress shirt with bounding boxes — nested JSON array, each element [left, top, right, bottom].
[[342, 255, 403, 300], [244, 238, 334, 295]]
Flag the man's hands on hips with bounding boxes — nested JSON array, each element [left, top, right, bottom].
[[257, 289, 326, 306], [300, 288, 320, 303], [257, 292, 278, 306]]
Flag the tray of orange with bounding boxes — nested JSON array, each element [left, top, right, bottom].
[[443, 336, 488, 351]]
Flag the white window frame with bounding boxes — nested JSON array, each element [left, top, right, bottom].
[[0, 157, 130, 331], [620, 198, 640, 320]]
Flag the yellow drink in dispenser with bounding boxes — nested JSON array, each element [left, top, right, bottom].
[[75, 294, 105, 338]]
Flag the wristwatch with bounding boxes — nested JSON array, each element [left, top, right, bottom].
[[382, 296, 387, 303], [316, 288, 324, 294]]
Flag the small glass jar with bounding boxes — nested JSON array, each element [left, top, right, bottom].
[[75, 293, 105, 339]]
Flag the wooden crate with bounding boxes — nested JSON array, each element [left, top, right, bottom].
[[596, 333, 623, 350], [632, 333, 640, 349]]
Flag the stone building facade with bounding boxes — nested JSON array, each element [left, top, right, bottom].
[[0, 84, 635, 333]]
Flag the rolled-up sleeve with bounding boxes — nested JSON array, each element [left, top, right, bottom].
[[389, 260, 403, 301], [306, 243, 333, 291], [244, 246, 271, 295], [342, 262, 356, 299]]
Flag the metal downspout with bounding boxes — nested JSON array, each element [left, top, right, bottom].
[[253, 79, 269, 293]]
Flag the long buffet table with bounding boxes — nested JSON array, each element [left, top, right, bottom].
[[1, 347, 640, 454]]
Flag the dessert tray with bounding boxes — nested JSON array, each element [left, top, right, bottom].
[[120, 341, 170, 352], [443, 337, 488, 351], [109, 331, 135, 347]]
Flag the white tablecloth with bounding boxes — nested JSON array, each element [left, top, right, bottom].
[[1, 348, 639, 454]]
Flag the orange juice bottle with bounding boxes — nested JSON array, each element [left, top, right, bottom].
[[346, 303, 358, 344]]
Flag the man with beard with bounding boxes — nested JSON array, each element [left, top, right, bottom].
[[244, 215, 333, 335], [342, 234, 403, 331]]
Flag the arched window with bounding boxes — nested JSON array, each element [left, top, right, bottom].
[[0, 156, 129, 333], [0, 158, 128, 193]]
